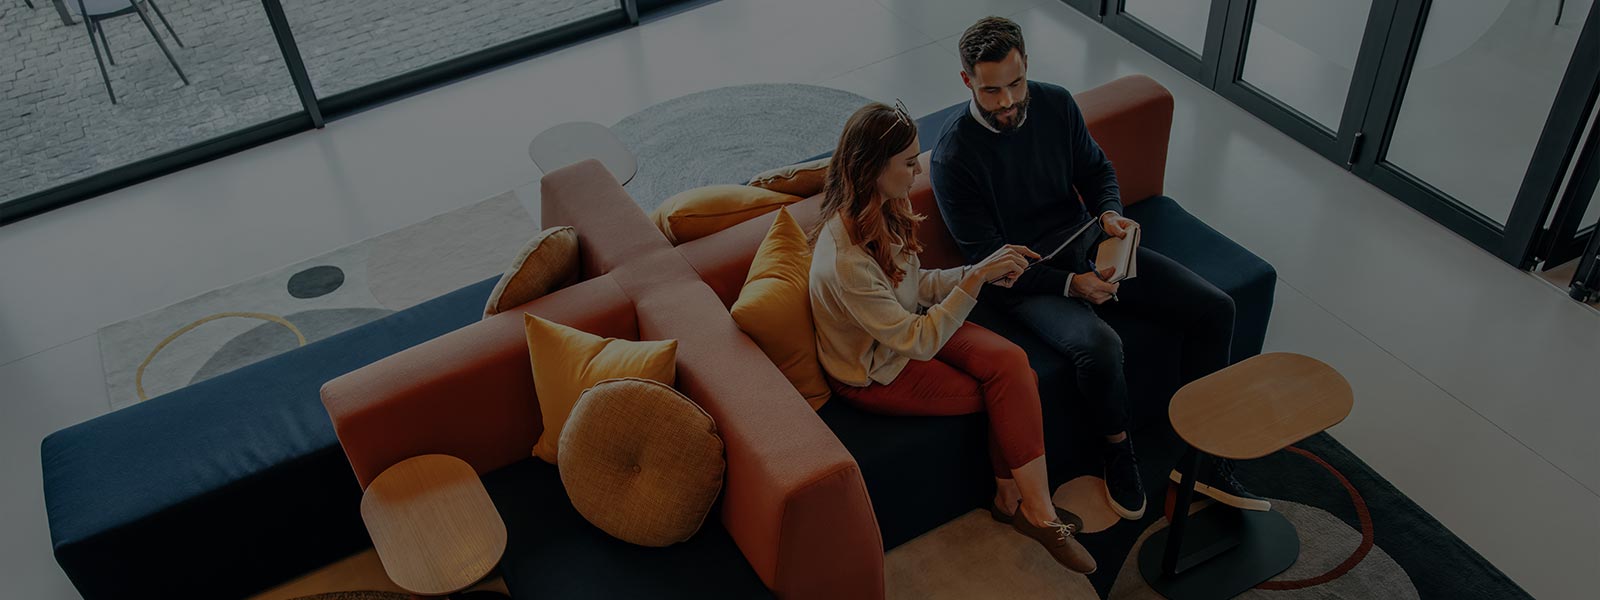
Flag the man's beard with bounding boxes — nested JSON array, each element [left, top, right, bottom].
[[978, 94, 1031, 133]]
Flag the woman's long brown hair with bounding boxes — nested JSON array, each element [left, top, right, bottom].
[[813, 102, 925, 286]]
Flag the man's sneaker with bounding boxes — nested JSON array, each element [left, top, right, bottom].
[[1169, 457, 1271, 512], [1103, 438, 1147, 520]]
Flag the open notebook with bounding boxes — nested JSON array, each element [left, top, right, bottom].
[[1095, 223, 1140, 283]]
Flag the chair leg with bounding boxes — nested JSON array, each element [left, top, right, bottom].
[[1557, 0, 1565, 25], [24, 0, 37, 10], [96, 21, 114, 66], [131, 1, 187, 85], [144, 0, 183, 47], [77, 0, 116, 103]]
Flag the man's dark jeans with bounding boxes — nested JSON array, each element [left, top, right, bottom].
[[973, 247, 1235, 436]]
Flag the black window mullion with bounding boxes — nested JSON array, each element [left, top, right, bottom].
[[260, 0, 324, 128]]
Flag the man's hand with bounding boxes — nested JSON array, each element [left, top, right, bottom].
[[1069, 266, 1120, 304], [1101, 211, 1137, 239]]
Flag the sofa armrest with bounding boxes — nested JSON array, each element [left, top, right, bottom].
[[541, 159, 675, 279], [1077, 74, 1174, 207], [321, 275, 638, 488], [622, 255, 884, 599]]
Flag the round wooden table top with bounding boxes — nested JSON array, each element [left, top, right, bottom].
[[528, 121, 638, 185], [1168, 352, 1353, 460], [360, 454, 507, 597]]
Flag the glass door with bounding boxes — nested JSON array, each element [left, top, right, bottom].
[[1352, 0, 1598, 266], [1531, 79, 1600, 269], [1103, 0, 1232, 84], [1062, 0, 1105, 20], [1211, 0, 1394, 163]]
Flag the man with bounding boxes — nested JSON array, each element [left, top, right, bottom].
[[931, 16, 1265, 520]]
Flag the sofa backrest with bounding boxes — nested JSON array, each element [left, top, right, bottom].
[[679, 73, 1176, 299], [322, 273, 640, 488]]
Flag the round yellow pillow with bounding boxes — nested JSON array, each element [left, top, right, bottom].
[[557, 378, 725, 547]]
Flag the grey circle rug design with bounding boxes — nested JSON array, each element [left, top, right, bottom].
[[612, 83, 872, 212]]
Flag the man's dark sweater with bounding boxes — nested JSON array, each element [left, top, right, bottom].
[[931, 80, 1123, 295]]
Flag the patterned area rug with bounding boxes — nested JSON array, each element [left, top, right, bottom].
[[885, 430, 1531, 599], [96, 192, 537, 409]]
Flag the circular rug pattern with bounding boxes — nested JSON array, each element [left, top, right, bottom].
[[611, 83, 873, 212], [1107, 499, 1419, 599], [1106, 445, 1421, 599], [188, 307, 395, 385]]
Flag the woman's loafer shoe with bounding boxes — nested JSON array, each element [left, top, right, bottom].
[[1010, 503, 1098, 574], [990, 501, 1085, 533]]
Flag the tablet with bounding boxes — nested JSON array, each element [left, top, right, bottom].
[[987, 218, 1098, 285], [1033, 218, 1098, 266]]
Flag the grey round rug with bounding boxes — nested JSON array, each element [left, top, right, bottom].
[[611, 83, 872, 212]]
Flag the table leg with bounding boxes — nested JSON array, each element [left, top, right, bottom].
[[1161, 446, 1204, 576], [53, 0, 76, 26], [1138, 447, 1300, 600]]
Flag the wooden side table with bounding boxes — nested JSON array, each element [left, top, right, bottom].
[[1138, 352, 1353, 600], [528, 121, 638, 185], [361, 454, 510, 599]]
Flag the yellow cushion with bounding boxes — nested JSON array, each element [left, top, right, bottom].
[[650, 185, 802, 245], [484, 226, 580, 317], [559, 378, 725, 547], [730, 208, 830, 410], [747, 157, 830, 198], [525, 314, 677, 463]]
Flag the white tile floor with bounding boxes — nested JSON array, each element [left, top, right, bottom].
[[1, 1, 1595, 598]]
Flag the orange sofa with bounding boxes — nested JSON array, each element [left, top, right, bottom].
[[321, 161, 883, 598]]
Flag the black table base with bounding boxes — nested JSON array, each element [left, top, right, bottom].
[[1138, 449, 1299, 599]]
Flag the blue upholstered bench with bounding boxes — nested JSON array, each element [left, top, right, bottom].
[[41, 278, 499, 600]]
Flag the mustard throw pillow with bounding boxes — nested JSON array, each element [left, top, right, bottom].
[[729, 208, 830, 410], [525, 314, 677, 463], [484, 226, 580, 318], [650, 185, 802, 245], [748, 157, 830, 198], [559, 378, 725, 547]]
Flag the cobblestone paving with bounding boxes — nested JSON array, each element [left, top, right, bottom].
[[0, 0, 612, 202]]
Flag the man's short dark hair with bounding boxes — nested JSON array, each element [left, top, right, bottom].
[[959, 16, 1026, 74]]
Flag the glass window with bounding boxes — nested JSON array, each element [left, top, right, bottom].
[[1238, 0, 1374, 130], [2, 0, 302, 202], [284, 0, 618, 98], [1123, 0, 1211, 55], [1384, 0, 1585, 226]]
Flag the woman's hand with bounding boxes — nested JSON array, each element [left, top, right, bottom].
[[960, 244, 1039, 296]]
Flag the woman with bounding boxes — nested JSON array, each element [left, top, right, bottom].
[[808, 101, 1096, 574]]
